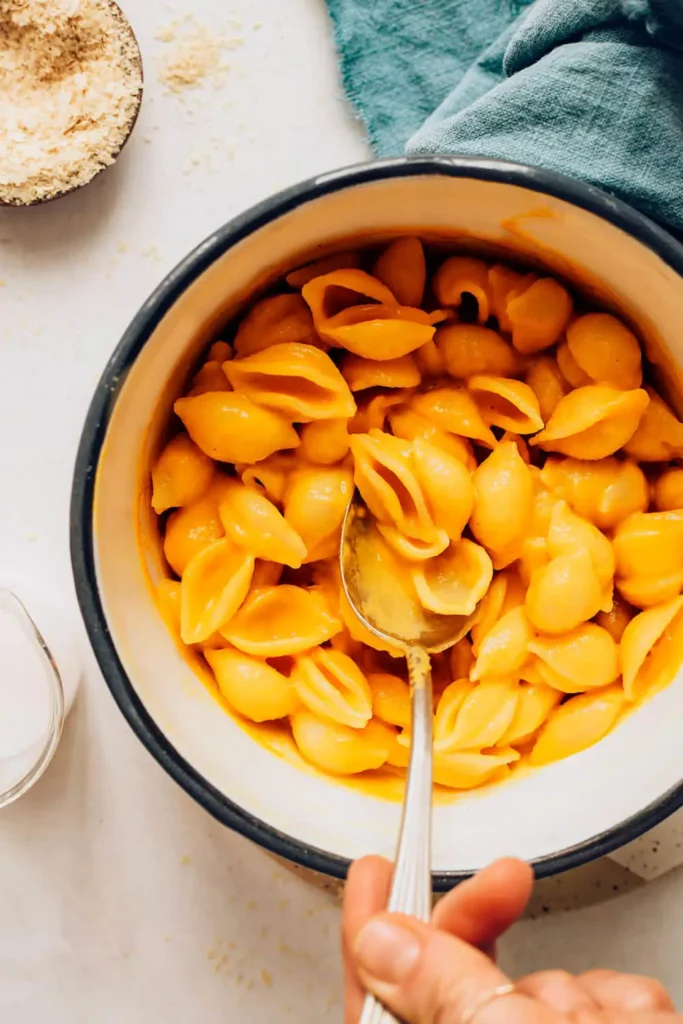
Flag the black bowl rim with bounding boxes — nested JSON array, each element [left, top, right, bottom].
[[71, 154, 683, 889]]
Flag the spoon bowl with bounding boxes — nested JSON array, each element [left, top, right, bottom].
[[340, 495, 477, 654]]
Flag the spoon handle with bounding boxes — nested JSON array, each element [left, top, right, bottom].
[[359, 646, 433, 1024]]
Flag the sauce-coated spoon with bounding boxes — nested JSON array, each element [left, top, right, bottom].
[[340, 494, 478, 1024]]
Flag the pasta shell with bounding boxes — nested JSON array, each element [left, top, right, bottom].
[[151, 434, 215, 513], [471, 573, 507, 655], [487, 265, 533, 329], [164, 495, 224, 576], [518, 535, 549, 589], [369, 672, 412, 728], [468, 376, 544, 434], [526, 548, 603, 634], [301, 268, 397, 326], [207, 341, 233, 363], [499, 683, 562, 746], [613, 511, 683, 581], [224, 343, 356, 422], [350, 430, 433, 539], [557, 341, 592, 388], [596, 593, 634, 643], [217, 479, 307, 567], [530, 686, 624, 766], [234, 293, 317, 357], [291, 711, 393, 775], [376, 523, 449, 562], [349, 389, 412, 434], [541, 456, 648, 531], [471, 607, 533, 681], [412, 539, 493, 616], [620, 597, 683, 700], [205, 648, 297, 721], [286, 251, 361, 289], [373, 237, 426, 307], [617, 570, 683, 610], [251, 560, 284, 589], [321, 308, 436, 360], [470, 442, 534, 568], [284, 465, 353, 561], [240, 453, 298, 505], [414, 339, 445, 376], [547, 500, 614, 602], [506, 277, 573, 354], [299, 418, 350, 465], [433, 257, 491, 322], [434, 679, 475, 752], [175, 392, 300, 464], [519, 657, 546, 685], [411, 387, 497, 448], [447, 678, 520, 750], [180, 538, 255, 644], [450, 637, 475, 680], [653, 467, 683, 512], [566, 313, 642, 390], [530, 386, 649, 460], [342, 353, 421, 392], [156, 579, 181, 634], [435, 323, 523, 380], [389, 407, 476, 469], [525, 356, 568, 422], [528, 624, 619, 692], [222, 585, 342, 656], [291, 648, 372, 729], [188, 360, 232, 397], [433, 749, 519, 790], [624, 387, 683, 461], [411, 437, 474, 541]]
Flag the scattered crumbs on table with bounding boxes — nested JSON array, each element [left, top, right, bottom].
[[163, 935, 171, 943], [141, 244, 162, 262], [143, 136, 153, 144], [181, 854, 191, 866], [259, 926, 268, 940], [0, 280, 5, 287], [117, 241, 129, 254], [246, 899, 258, 910], [156, 15, 241, 93], [214, 955, 230, 975], [24, 532, 37, 543], [278, 898, 290, 910], [260, 969, 273, 988]]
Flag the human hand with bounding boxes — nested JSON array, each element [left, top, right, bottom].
[[343, 856, 677, 1024]]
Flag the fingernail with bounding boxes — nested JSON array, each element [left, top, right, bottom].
[[354, 919, 422, 984]]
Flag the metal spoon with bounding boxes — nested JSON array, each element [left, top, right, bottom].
[[340, 495, 477, 1024]]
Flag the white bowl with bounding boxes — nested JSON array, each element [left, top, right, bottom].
[[71, 156, 683, 887]]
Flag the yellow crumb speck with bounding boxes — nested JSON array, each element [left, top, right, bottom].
[[261, 969, 273, 988], [181, 855, 191, 866], [246, 899, 258, 911]]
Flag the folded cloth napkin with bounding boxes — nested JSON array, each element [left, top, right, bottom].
[[325, 0, 683, 236]]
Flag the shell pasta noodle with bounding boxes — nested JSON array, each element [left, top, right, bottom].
[[149, 236, 683, 797]]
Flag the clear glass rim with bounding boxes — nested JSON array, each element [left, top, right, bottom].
[[0, 589, 65, 809]]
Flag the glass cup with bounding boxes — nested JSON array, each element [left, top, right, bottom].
[[0, 589, 67, 809]]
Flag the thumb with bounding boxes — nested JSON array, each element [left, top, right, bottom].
[[353, 913, 561, 1024]]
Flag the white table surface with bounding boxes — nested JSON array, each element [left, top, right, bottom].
[[2, 1, 683, 1020]]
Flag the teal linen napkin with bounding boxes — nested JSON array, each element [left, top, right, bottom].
[[325, 0, 683, 235]]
